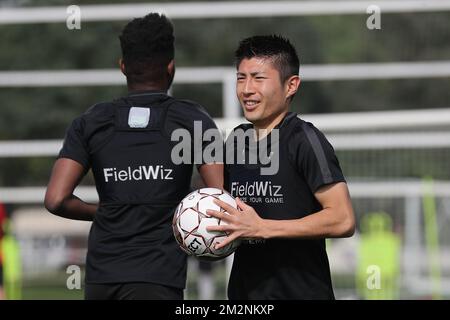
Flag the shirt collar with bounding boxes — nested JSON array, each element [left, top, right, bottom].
[[127, 89, 168, 97]]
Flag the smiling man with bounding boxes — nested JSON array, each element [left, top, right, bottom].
[[207, 35, 355, 299]]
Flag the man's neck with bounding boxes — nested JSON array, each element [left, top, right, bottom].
[[127, 83, 167, 94], [254, 110, 288, 140]]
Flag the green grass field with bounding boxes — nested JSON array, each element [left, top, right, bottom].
[[18, 264, 356, 300], [19, 263, 228, 300]]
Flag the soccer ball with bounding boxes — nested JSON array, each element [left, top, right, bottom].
[[172, 188, 240, 260]]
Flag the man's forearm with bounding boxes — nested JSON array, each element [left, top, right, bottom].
[[53, 195, 97, 221], [260, 208, 354, 239]]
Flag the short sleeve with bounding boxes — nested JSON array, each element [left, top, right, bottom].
[[58, 116, 90, 169], [294, 123, 346, 193]]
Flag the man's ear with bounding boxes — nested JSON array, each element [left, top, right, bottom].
[[119, 58, 126, 76], [167, 59, 175, 87], [285, 75, 301, 100], [168, 59, 175, 77]]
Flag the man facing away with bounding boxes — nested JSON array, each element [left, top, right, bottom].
[[45, 13, 223, 300]]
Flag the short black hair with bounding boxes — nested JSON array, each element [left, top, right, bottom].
[[235, 35, 300, 82], [119, 13, 174, 86]]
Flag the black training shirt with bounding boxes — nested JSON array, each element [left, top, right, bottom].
[[59, 91, 217, 288], [224, 112, 346, 299]]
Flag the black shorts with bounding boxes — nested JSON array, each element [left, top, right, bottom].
[[85, 282, 183, 300]]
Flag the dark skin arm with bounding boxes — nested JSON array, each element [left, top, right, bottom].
[[198, 163, 224, 189], [44, 158, 97, 221], [45, 160, 223, 221]]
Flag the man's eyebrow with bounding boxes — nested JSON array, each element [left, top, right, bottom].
[[236, 71, 266, 76]]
